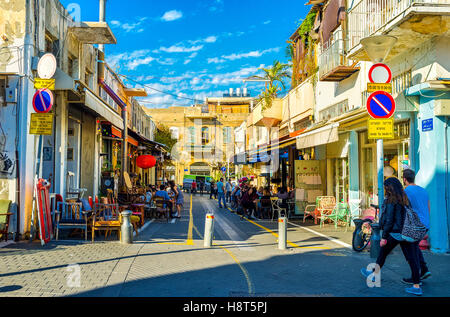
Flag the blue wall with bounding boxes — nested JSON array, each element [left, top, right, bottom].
[[413, 94, 450, 253]]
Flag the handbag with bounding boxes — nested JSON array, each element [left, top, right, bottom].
[[401, 205, 427, 242]]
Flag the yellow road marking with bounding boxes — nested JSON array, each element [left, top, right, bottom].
[[223, 204, 329, 250], [186, 195, 194, 246]]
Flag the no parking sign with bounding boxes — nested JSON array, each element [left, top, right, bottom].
[[366, 91, 396, 119], [33, 88, 54, 113]]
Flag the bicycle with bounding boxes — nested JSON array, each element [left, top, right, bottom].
[[352, 204, 380, 252]]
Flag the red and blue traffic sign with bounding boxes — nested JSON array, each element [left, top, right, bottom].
[[33, 88, 54, 113], [366, 91, 396, 119]]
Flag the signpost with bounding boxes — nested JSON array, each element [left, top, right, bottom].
[[30, 53, 56, 244]]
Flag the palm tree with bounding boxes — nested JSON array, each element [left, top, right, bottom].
[[256, 60, 291, 110]]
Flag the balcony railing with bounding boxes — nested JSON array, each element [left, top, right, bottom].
[[318, 37, 359, 81], [348, 0, 448, 52]]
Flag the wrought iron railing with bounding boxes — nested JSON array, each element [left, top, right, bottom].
[[348, 0, 448, 51]]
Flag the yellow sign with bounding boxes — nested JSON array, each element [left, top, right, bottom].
[[34, 78, 55, 90], [367, 83, 392, 93], [29, 113, 54, 135], [368, 119, 394, 139]]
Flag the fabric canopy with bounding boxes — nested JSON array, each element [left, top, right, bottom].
[[296, 123, 339, 149]]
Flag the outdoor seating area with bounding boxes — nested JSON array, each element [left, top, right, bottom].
[[303, 196, 352, 230], [48, 172, 181, 242]]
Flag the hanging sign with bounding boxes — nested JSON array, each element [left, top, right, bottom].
[[368, 63, 392, 84], [368, 119, 394, 139], [33, 88, 54, 113], [29, 113, 54, 135], [366, 91, 396, 119]]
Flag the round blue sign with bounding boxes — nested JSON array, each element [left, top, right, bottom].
[[366, 91, 396, 119], [33, 89, 54, 113]]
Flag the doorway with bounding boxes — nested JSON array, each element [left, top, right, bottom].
[[67, 118, 81, 192]]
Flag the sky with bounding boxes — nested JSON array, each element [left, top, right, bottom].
[[61, 0, 309, 109]]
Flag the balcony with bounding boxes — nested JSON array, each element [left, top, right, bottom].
[[252, 99, 283, 128], [69, 22, 117, 44], [347, 0, 450, 61], [318, 38, 360, 82]]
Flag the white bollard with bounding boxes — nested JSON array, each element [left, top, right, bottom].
[[204, 213, 215, 248], [278, 217, 287, 250]]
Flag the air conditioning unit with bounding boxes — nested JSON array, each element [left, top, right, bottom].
[[435, 99, 450, 116]]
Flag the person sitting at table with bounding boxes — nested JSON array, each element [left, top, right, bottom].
[[155, 185, 172, 209], [241, 187, 259, 220], [277, 187, 289, 210]]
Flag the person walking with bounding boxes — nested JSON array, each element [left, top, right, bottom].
[[199, 181, 204, 195], [210, 181, 215, 199], [169, 181, 183, 219], [401, 169, 432, 284], [225, 179, 232, 203], [217, 178, 226, 208], [191, 180, 197, 196], [361, 177, 423, 296]]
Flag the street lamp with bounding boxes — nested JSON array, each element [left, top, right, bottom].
[[360, 35, 397, 259]]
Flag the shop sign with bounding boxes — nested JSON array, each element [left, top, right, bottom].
[[368, 119, 394, 140], [34, 78, 55, 90], [367, 83, 392, 94], [422, 118, 433, 132], [29, 113, 54, 135]]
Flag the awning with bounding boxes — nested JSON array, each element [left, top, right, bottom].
[[128, 136, 139, 147], [99, 79, 127, 108], [296, 123, 339, 149], [84, 89, 124, 130]]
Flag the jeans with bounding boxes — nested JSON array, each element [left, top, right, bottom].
[[376, 235, 421, 285], [218, 192, 226, 208]]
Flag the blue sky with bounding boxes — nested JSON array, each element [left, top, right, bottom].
[[61, 0, 309, 108]]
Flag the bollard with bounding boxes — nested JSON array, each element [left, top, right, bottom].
[[204, 213, 215, 248], [278, 217, 287, 250], [121, 211, 133, 244], [370, 223, 381, 259]]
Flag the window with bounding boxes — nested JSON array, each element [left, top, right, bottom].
[[186, 127, 195, 144], [318, 99, 349, 122], [223, 127, 231, 144], [201, 127, 209, 145], [45, 33, 60, 66], [170, 127, 179, 140]]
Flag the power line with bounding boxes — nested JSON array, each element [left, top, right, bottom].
[[117, 73, 205, 104]]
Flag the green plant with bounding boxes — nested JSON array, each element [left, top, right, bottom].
[[154, 124, 177, 153], [255, 60, 290, 110]]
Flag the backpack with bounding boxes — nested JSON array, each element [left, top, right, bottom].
[[401, 205, 427, 242]]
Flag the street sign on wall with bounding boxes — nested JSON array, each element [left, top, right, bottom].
[[368, 119, 394, 139], [366, 91, 396, 119], [32, 89, 54, 113], [422, 118, 433, 132]]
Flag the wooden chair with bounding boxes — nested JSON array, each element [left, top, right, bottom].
[[92, 203, 121, 242], [304, 196, 336, 224], [153, 196, 170, 223], [55, 202, 90, 241], [316, 196, 337, 225], [0, 200, 13, 242]]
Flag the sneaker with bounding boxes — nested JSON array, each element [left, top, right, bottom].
[[361, 268, 375, 279], [421, 271, 432, 280], [401, 278, 422, 286], [405, 286, 423, 296]]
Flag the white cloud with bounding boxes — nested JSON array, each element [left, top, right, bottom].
[[160, 45, 204, 53], [161, 10, 183, 22], [110, 17, 148, 33], [208, 47, 281, 64], [263, 20, 271, 25]]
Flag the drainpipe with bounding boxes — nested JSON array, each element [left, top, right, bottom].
[[445, 117, 449, 250], [98, 0, 106, 53]]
